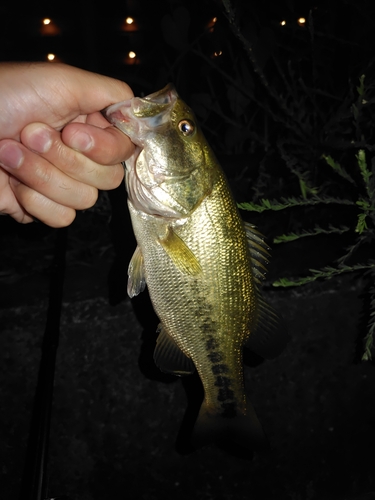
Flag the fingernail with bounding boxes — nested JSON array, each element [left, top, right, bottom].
[[27, 125, 52, 153], [0, 143, 24, 169], [70, 131, 94, 152]]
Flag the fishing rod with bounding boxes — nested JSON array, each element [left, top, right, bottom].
[[19, 227, 70, 500]]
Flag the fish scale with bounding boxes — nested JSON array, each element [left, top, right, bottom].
[[129, 170, 255, 425], [103, 84, 288, 451]]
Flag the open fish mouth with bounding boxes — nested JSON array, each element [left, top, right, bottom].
[[102, 84, 177, 146], [135, 83, 177, 107], [102, 85, 188, 218]]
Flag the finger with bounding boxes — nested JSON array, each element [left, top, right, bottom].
[[0, 139, 98, 210], [0, 168, 34, 223], [21, 123, 125, 190], [62, 118, 135, 165], [1, 63, 134, 139], [9, 177, 76, 228]]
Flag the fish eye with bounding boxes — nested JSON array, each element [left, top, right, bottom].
[[178, 119, 195, 136]]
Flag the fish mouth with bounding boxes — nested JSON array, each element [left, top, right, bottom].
[[101, 83, 177, 146], [102, 85, 187, 218], [135, 83, 177, 110]]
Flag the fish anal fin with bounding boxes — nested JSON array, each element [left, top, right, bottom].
[[154, 324, 196, 376], [159, 226, 202, 276], [246, 293, 289, 359], [127, 246, 146, 298]]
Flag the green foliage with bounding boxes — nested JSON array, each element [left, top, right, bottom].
[[239, 83, 375, 359], [155, 0, 375, 359], [273, 264, 375, 287], [321, 155, 355, 185], [220, 3, 375, 360], [363, 286, 375, 361], [273, 225, 350, 244], [238, 195, 355, 213]]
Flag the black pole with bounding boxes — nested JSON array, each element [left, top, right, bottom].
[[19, 227, 67, 500]]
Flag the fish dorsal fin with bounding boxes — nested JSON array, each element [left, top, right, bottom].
[[158, 226, 202, 276], [243, 222, 271, 285], [243, 222, 289, 358], [154, 324, 196, 376], [127, 246, 146, 298], [245, 292, 289, 359]]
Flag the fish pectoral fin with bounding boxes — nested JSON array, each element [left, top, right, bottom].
[[127, 246, 146, 298], [158, 226, 202, 276], [154, 324, 195, 376], [245, 293, 289, 359]]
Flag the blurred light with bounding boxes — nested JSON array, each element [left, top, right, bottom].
[[47, 53, 55, 61], [123, 51, 140, 65], [207, 16, 218, 32], [122, 17, 137, 32], [298, 17, 306, 25], [213, 50, 222, 57], [280, 20, 286, 26], [40, 18, 60, 35]]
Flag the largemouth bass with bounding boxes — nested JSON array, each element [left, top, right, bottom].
[[103, 85, 287, 451]]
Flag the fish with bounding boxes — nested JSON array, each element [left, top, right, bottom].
[[103, 84, 288, 451]]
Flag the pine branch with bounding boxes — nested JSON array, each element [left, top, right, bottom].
[[278, 142, 319, 197], [238, 195, 355, 213], [336, 233, 372, 265], [273, 225, 350, 244], [363, 322, 375, 361], [322, 154, 356, 184], [357, 149, 374, 199], [221, 0, 307, 142], [355, 199, 375, 233], [273, 263, 375, 288], [362, 283, 375, 361]]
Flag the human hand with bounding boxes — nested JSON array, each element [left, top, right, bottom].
[[0, 62, 134, 227]]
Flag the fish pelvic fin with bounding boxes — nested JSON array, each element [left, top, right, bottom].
[[246, 292, 289, 359], [154, 324, 196, 376], [192, 397, 269, 452], [127, 246, 146, 298], [158, 226, 202, 276]]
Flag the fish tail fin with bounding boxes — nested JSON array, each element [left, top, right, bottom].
[[192, 397, 269, 452]]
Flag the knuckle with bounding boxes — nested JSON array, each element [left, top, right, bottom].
[[55, 142, 78, 174], [34, 163, 53, 186]]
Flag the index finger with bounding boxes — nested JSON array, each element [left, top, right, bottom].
[[61, 120, 135, 165]]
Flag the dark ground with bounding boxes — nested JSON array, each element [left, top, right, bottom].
[[1, 189, 375, 500]]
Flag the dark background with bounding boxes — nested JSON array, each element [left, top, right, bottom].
[[1, 1, 375, 499]]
